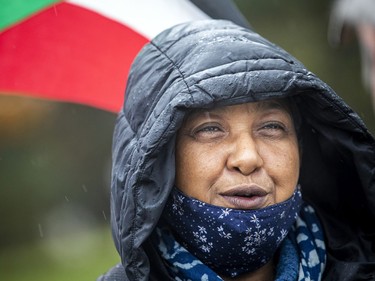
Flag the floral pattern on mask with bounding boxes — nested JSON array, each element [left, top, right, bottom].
[[163, 186, 303, 277]]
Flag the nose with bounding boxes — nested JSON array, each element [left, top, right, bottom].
[[226, 133, 263, 175]]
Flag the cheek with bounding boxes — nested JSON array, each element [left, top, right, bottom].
[[175, 141, 223, 198], [284, 149, 300, 182], [175, 141, 204, 196], [281, 147, 299, 184], [174, 142, 189, 189], [262, 142, 300, 198]]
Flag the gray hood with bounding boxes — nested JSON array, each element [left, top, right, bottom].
[[110, 20, 375, 280]]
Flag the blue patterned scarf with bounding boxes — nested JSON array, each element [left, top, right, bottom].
[[152, 203, 326, 281]]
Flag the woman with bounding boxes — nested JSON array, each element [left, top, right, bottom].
[[99, 20, 375, 280]]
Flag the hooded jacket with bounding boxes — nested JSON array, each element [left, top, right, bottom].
[[99, 20, 375, 281]]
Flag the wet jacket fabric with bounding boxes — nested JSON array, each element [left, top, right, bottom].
[[99, 20, 375, 281]]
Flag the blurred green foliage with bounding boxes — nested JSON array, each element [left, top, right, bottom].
[[0, 227, 119, 281], [235, 0, 375, 133], [0, 99, 115, 248], [0, 98, 117, 279]]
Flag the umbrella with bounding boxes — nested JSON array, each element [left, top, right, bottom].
[[0, 0, 249, 112]]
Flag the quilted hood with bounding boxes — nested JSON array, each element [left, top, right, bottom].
[[110, 20, 375, 280]]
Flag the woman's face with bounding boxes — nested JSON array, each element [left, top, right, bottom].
[[175, 100, 300, 210]]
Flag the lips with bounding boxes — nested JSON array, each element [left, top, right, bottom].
[[220, 185, 268, 210]]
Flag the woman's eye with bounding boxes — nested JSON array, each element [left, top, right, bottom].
[[192, 124, 225, 140], [263, 122, 285, 130], [197, 126, 221, 133], [259, 122, 287, 137]]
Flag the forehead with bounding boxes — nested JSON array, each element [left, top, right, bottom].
[[186, 100, 292, 120]]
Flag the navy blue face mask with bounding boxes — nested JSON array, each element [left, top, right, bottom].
[[163, 186, 303, 278]]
